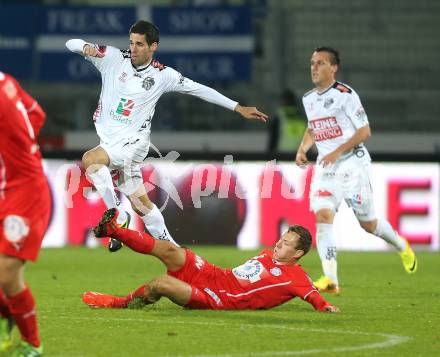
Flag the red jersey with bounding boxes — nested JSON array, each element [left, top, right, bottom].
[[169, 249, 330, 311], [0, 71, 51, 261], [0, 72, 46, 193]]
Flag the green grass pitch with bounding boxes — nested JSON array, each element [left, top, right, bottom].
[[12, 246, 440, 356]]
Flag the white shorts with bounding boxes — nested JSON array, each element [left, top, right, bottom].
[[310, 162, 376, 221], [100, 133, 150, 196]]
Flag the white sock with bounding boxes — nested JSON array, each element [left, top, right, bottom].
[[316, 223, 338, 284], [373, 218, 406, 251], [88, 166, 127, 224], [141, 204, 179, 247]]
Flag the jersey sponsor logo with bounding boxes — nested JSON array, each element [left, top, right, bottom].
[[116, 98, 135, 116], [270, 267, 282, 277], [110, 98, 135, 123], [310, 116, 342, 141], [232, 259, 264, 283], [195, 255, 205, 270], [142, 77, 155, 91], [3, 215, 30, 250]]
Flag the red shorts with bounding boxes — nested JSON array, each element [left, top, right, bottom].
[[167, 249, 229, 310], [0, 179, 51, 261]]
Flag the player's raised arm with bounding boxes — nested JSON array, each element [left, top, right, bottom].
[[165, 68, 268, 122], [65, 39, 104, 58]]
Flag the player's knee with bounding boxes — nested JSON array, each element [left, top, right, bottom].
[[149, 275, 173, 295], [160, 244, 181, 262], [316, 209, 334, 223], [130, 200, 147, 216], [0, 259, 21, 289], [82, 151, 94, 169], [129, 195, 153, 215], [359, 220, 376, 233]]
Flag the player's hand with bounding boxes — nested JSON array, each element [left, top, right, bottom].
[[235, 104, 268, 122], [324, 305, 340, 313], [319, 150, 341, 167], [83, 44, 105, 58], [295, 149, 308, 168]]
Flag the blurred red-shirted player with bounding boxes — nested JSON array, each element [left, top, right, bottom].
[[0, 71, 51, 356], [83, 208, 339, 313]]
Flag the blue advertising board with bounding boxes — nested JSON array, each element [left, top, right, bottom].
[[0, 5, 253, 82], [0, 5, 37, 79]]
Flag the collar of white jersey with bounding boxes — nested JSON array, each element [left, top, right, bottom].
[[317, 81, 336, 96], [132, 58, 153, 73]]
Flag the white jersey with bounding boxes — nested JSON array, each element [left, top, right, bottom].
[[302, 81, 371, 166], [66, 40, 238, 144]]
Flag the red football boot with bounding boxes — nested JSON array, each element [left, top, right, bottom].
[[82, 291, 126, 308]]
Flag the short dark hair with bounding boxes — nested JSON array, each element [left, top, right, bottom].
[[129, 20, 160, 46], [315, 46, 340, 65], [288, 225, 312, 255]]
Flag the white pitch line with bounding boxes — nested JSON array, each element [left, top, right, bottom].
[[53, 316, 411, 356]]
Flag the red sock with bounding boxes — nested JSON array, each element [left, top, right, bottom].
[[0, 290, 11, 319], [125, 285, 146, 304], [113, 228, 155, 254], [103, 285, 146, 308], [7, 287, 40, 347]]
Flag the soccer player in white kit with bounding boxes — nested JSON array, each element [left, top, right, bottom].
[[295, 47, 417, 293], [66, 20, 268, 252]]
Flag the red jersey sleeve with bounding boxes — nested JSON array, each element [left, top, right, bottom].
[[11, 77, 46, 137], [304, 291, 331, 311], [291, 267, 331, 311]]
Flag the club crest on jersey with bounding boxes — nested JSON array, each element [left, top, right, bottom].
[[270, 267, 282, 277], [3, 215, 30, 250], [324, 98, 334, 108], [142, 77, 155, 91]]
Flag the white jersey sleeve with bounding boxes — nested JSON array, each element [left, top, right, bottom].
[[164, 67, 238, 111], [65, 39, 124, 74], [343, 90, 369, 130]]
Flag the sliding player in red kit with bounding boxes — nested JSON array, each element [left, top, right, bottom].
[[0, 71, 51, 356], [83, 209, 339, 313]]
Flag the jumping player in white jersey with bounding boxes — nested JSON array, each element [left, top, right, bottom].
[[66, 20, 268, 252], [295, 47, 417, 293]]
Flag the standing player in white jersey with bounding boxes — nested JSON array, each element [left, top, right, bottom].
[[66, 20, 268, 252], [295, 47, 417, 293]]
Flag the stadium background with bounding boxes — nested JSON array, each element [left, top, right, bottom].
[[1, 0, 439, 251]]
